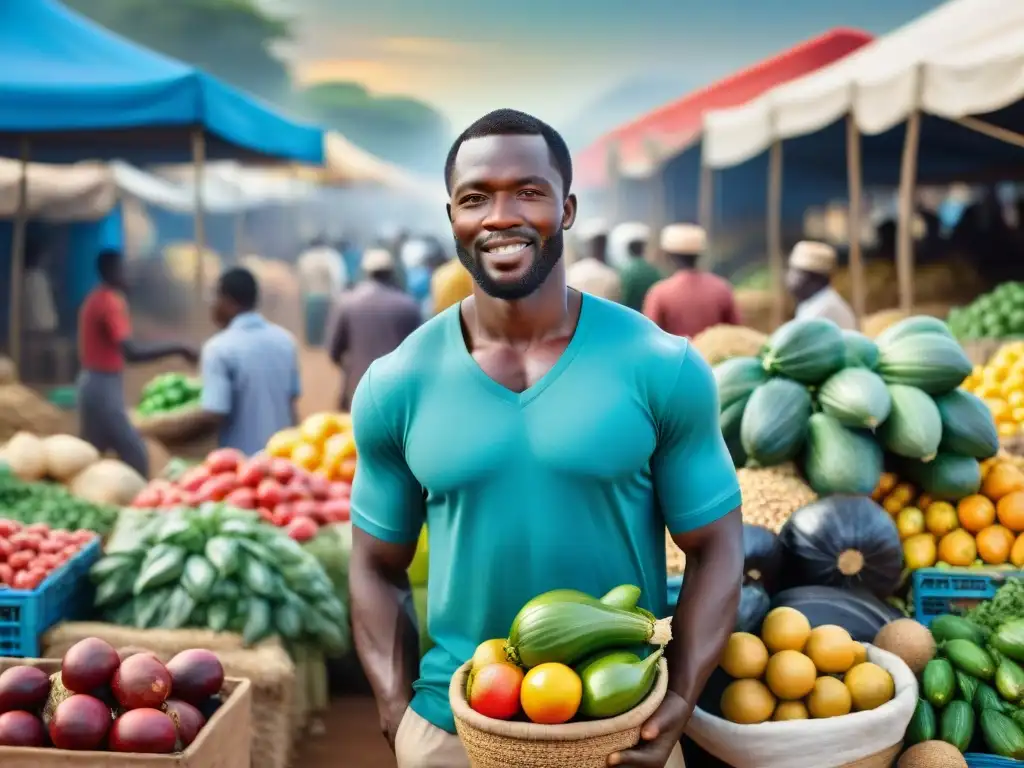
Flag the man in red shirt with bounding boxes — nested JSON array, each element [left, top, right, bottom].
[[78, 249, 197, 476], [643, 223, 740, 338]]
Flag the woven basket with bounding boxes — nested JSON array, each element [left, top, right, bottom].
[[450, 658, 668, 768]]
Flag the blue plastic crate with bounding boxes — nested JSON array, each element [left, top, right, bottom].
[[966, 754, 1024, 766], [0, 537, 101, 657], [912, 567, 1024, 626]]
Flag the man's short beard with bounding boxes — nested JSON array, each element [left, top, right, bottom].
[[455, 231, 564, 301]]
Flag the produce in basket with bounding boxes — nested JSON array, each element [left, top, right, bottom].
[[0, 638, 225, 752], [947, 281, 1024, 341], [137, 373, 202, 416], [0, 519, 97, 590], [89, 503, 348, 652], [769, 586, 902, 642]]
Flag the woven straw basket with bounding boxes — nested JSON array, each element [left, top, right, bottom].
[[450, 658, 668, 768]]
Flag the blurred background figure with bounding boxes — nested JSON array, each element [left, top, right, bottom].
[[298, 235, 347, 346], [786, 240, 857, 329], [430, 251, 474, 315], [566, 218, 621, 301], [327, 248, 421, 410], [610, 221, 663, 312], [643, 223, 739, 337], [402, 235, 450, 316]]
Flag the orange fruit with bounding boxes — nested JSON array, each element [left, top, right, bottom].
[[266, 428, 302, 458], [917, 493, 934, 511], [997, 491, 1024, 533], [982, 462, 1024, 501], [882, 495, 905, 516], [520, 663, 582, 724], [290, 442, 322, 472], [925, 502, 959, 537], [977, 525, 1014, 565], [873, 472, 898, 501], [938, 529, 978, 567], [958, 495, 996, 533], [1011, 533, 1024, 568]]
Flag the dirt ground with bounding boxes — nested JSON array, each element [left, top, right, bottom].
[[300, 696, 396, 768]]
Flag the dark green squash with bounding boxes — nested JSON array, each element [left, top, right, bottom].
[[714, 356, 768, 410], [742, 524, 784, 595], [740, 379, 812, 466], [761, 318, 846, 384], [935, 388, 999, 459], [817, 368, 892, 429], [802, 413, 883, 496], [878, 384, 942, 461]]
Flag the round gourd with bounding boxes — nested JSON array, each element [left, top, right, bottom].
[[761, 318, 846, 384], [714, 356, 769, 410], [740, 379, 812, 466], [770, 586, 903, 642], [841, 330, 880, 369], [817, 368, 892, 429], [803, 413, 883, 496], [879, 385, 942, 461], [934, 389, 999, 459], [742, 524, 784, 595], [778, 495, 903, 599], [877, 334, 972, 394]]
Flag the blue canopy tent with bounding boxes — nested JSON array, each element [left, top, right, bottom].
[[0, 0, 326, 363]]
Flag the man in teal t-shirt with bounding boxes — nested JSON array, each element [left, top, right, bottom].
[[349, 108, 743, 768]]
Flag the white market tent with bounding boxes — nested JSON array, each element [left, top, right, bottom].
[[701, 0, 1024, 317]]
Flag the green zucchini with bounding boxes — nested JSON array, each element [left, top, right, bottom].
[[506, 599, 672, 668], [817, 368, 892, 429], [761, 318, 846, 385], [931, 614, 990, 646], [939, 699, 974, 751], [841, 330, 880, 370], [998, 658, 1024, 703], [875, 315, 954, 348], [945, 639, 996, 680], [992, 620, 1024, 663], [981, 708, 1024, 759], [576, 648, 663, 718], [956, 670, 979, 704], [975, 682, 1009, 714], [935, 389, 999, 459], [905, 698, 936, 745], [714, 356, 769, 410], [598, 585, 643, 612], [923, 658, 956, 707], [877, 333, 972, 394], [879, 384, 943, 461], [740, 378, 812, 465], [802, 412, 883, 496]]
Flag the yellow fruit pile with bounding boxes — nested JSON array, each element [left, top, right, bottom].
[[718, 607, 894, 724], [962, 341, 1024, 438], [873, 459, 1024, 570], [265, 412, 357, 483]]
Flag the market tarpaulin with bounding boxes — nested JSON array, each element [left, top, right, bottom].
[[574, 29, 874, 189], [0, 0, 324, 164], [702, 0, 1024, 169]]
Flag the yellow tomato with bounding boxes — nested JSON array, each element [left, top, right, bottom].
[[300, 412, 344, 447], [290, 442, 322, 471], [891, 483, 917, 503], [1012, 407, 1024, 424], [978, 383, 1004, 399], [472, 639, 509, 671], [266, 428, 302, 458], [882, 495, 905, 516], [1007, 390, 1024, 408], [520, 663, 582, 724], [988, 399, 1012, 422], [324, 431, 357, 463]]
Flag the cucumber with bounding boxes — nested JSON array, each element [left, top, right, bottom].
[[975, 682, 1009, 714], [992, 620, 1024, 663], [931, 614, 989, 646], [740, 379, 812, 465], [956, 670, 980, 703], [923, 658, 956, 707], [877, 333, 972, 394], [939, 699, 974, 752], [714, 356, 769, 410], [981, 708, 1024, 759], [577, 648, 663, 718], [817, 368, 892, 429], [996, 658, 1024, 703], [905, 698, 936, 746], [761, 318, 846, 384], [879, 384, 942, 461], [598, 585, 643, 612], [206, 602, 232, 632], [935, 389, 1000, 459], [945, 639, 996, 680], [802, 412, 883, 496]]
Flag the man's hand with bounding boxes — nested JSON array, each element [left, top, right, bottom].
[[379, 700, 409, 751], [607, 691, 691, 767]]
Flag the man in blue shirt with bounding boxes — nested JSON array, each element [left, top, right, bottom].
[[184, 268, 301, 455], [349, 109, 742, 768]]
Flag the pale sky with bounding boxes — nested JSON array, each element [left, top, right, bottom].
[[260, 0, 945, 130]]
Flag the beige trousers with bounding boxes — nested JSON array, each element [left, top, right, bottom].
[[394, 708, 685, 768]]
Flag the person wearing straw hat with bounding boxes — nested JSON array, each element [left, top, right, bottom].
[[327, 247, 421, 411], [611, 221, 663, 312], [643, 224, 739, 338], [786, 240, 857, 330], [566, 218, 622, 301], [349, 109, 740, 768]]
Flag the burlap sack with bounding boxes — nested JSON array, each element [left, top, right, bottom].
[[43, 623, 296, 768]]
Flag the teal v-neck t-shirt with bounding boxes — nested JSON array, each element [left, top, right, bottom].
[[350, 294, 741, 733]]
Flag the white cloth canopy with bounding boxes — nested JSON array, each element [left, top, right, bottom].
[[0, 158, 114, 220], [702, 0, 1024, 168]]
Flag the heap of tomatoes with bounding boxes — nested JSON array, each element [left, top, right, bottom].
[[0, 520, 98, 590], [130, 448, 351, 541]]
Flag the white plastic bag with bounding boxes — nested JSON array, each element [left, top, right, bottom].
[[685, 644, 917, 768]]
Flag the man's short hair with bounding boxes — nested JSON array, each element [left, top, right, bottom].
[[444, 109, 573, 197], [218, 267, 259, 310]]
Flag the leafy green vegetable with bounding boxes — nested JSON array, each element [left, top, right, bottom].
[[967, 579, 1024, 632], [0, 473, 119, 536]]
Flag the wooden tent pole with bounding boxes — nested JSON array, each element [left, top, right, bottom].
[[191, 129, 207, 302], [7, 137, 30, 370], [767, 140, 784, 329], [896, 111, 922, 314], [846, 113, 866, 323]]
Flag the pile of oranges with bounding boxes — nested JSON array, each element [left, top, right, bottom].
[[265, 412, 357, 483], [961, 341, 1024, 438], [873, 458, 1024, 570]]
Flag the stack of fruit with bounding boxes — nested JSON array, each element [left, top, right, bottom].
[[265, 413, 356, 483], [716, 607, 894, 724], [465, 586, 668, 724], [0, 637, 224, 752], [874, 458, 1024, 570], [0, 520, 97, 591], [961, 340, 1024, 439], [136, 373, 202, 417], [947, 283, 1024, 341], [716, 315, 996, 499], [130, 448, 351, 538], [909, 613, 1024, 759]]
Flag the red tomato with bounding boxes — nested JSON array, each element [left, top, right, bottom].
[[271, 504, 295, 527], [72, 530, 96, 544], [237, 457, 271, 488], [255, 478, 283, 509], [321, 498, 351, 523], [7, 551, 33, 570], [162, 488, 185, 506], [24, 523, 49, 537], [225, 487, 257, 510], [292, 499, 319, 519], [37, 539, 62, 555], [197, 475, 239, 502], [305, 474, 330, 501], [35, 553, 58, 570], [9, 533, 41, 552], [179, 466, 212, 493], [270, 458, 297, 485], [257, 507, 275, 523], [283, 483, 311, 503], [61, 544, 81, 559], [285, 517, 318, 542], [0, 539, 13, 560], [0, 563, 12, 584], [468, 663, 524, 720], [205, 448, 245, 475], [132, 487, 163, 508], [327, 482, 352, 499], [13, 568, 45, 590], [0, 520, 20, 537]]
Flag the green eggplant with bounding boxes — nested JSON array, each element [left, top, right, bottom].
[[576, 648, 663, 718]]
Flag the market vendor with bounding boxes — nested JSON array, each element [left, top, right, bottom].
[[566, 218, 622, 301], [174, 267, 301, 455], [349, 108, 743, 768], [786, 240, 857, 329], [77, 248, 198, 477]]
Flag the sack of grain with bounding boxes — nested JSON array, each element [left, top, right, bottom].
[[42, 434, 100, 482], [739, 463, 817, 532], [693, 325, 768, 366], [68, 458, 147, 506], [0, 383, 66, 440]]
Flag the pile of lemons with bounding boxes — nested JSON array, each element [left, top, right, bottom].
[[961, 341, 1024, 438]]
